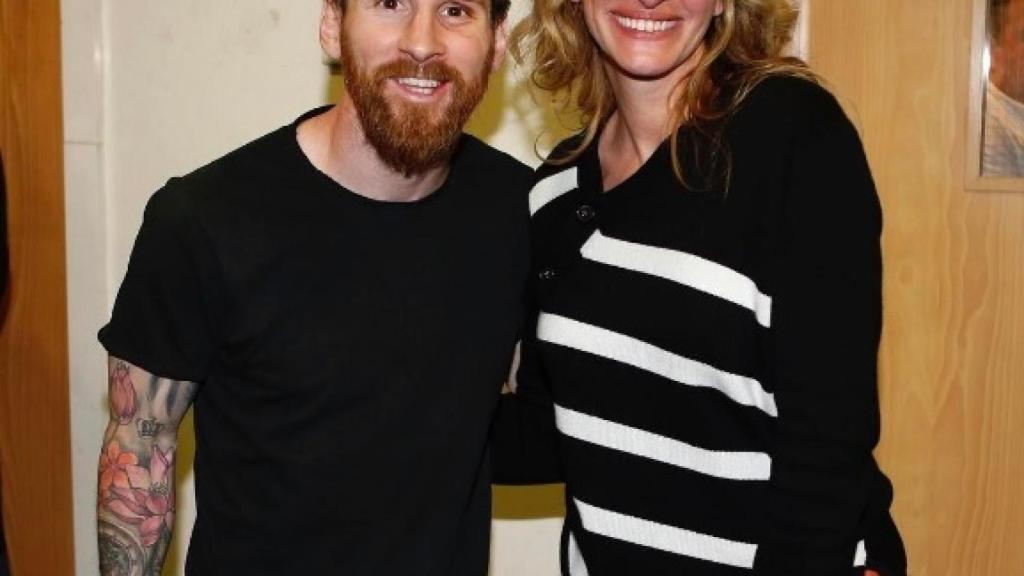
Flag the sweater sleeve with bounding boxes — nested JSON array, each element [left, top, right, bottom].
[[491, 309, 563, 485], [490, 155, 579, 486], [753, 86, 888, 574], [491, 186, 564, 486]]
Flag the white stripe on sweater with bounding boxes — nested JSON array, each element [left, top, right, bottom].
[[581, 230, 773, 328], [537, 314, 778, 417], [555, 404, 772, 481], [529, 167, 578, 216], [570, 502, 871, 570], [574, 498, 758, 569]]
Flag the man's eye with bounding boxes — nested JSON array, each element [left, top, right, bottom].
[[442, 4, 470, 18]]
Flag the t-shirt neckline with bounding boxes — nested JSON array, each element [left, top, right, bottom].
[[284, 105, 453, 210]]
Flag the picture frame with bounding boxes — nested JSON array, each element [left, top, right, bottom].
[[965, 0, 1024, 192]]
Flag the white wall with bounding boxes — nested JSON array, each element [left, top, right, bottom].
[[63, 1, 565, 574], [62, 1, 109, 574]]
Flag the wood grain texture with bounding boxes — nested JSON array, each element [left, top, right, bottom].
[[0, 0, 75, 573], [809, 1, 1024, 574]]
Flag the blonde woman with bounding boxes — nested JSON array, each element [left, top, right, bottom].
[[494, 0, 906, 574]]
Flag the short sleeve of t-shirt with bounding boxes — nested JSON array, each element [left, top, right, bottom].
[[99, 180, 226, 383]]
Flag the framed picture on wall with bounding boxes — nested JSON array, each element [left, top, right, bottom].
[[966, 0, 1024, 192]]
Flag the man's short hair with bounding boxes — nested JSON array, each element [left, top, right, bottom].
[[328, 0, 511, 26]]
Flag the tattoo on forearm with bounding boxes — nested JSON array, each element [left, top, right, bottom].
[[165, 380, 182, 414], [98, 519, 145, 576], [147, 374, 160, 402], [135, 418, 165, 438], [99, 358, 197, 576], [98, 436, 176, 575], [110, 360, 138, 425]]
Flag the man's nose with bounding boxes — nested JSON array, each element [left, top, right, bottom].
[[398, 10, 444, 63]]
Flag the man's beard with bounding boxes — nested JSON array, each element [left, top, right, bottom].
[[339, 35, 493, 176]]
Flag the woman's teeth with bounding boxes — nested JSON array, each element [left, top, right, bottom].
[[615, 16, 677, 33]]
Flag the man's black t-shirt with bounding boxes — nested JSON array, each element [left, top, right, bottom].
[[99, 108, 532, 575]]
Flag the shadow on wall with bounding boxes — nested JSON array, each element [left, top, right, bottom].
[[493, 485, 564, 520], [468, 59, 580, 160]]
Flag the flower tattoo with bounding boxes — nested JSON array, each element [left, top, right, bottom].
[[110, 361, 138, 425], [100, 443, 175, 548]]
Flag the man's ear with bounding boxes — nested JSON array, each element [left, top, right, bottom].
[[320, 1, 343, 62], [490, 20, 509, 73]]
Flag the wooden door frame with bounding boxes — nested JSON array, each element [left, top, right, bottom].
[[0, 0, 76, 573]]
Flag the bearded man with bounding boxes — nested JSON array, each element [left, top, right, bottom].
[[95, 1, 528, 574]]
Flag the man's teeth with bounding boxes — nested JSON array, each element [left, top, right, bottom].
[[397, 77, 441, 94], [615, 16, 677, 32]]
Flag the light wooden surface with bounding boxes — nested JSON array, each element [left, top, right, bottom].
[[0, 0, 76, 573], [809, 1, 1024, 573]]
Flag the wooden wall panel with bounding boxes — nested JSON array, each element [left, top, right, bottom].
[[809, 1, 1024, 573], [0, 0, 75, 573]]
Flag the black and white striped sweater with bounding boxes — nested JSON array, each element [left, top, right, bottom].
[[494, 77, 906, 576]]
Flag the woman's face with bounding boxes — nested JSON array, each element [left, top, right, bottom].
[[578, 0, 723, 83]]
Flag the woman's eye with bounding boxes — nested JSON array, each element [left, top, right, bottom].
[[381, 0, 400, 9]]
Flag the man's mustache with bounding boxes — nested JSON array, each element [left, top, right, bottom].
[[370, 60, 461, 85]]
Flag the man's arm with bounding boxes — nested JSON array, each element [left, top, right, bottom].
[[97, 356, 197, 576]]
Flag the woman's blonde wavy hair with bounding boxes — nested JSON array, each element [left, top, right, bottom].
[[511, 0, 818, 189]]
